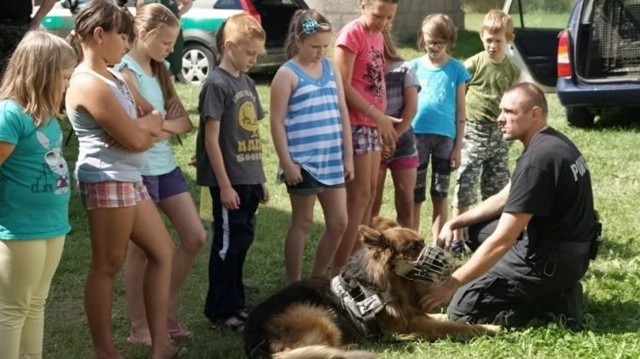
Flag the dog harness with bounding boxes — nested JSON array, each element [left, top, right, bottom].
[[330, 274, 390, 337]]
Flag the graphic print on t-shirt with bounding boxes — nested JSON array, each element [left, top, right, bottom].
[[236, 99, 262, 163], [34, 131, 70, 195], [421, 75, 449, 104], [364, 46, 385, 103]]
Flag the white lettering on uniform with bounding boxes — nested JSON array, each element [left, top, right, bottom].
[[570, 156, 589, 181]]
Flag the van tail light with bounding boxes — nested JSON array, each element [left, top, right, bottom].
[[557, 30, 572, 78], [239, 0, 261, 23]]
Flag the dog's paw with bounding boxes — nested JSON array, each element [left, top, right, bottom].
[[426, 313, 449, 322], [480, 324, 502, 335]]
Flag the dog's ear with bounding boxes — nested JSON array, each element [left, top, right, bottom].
[[359, 225, 389, 249]]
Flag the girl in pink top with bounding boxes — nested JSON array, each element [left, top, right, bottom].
[[331, 0, 399, 275]]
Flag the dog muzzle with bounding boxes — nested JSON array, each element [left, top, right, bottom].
[[393, 245, 455, 285]]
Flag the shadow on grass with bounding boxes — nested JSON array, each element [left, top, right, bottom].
[[594, 237, 640, 261], [249, 204, 332, 301], [574, 109, 640, 132], [178, 165, 330, 302], [584, 297, 640, 334]]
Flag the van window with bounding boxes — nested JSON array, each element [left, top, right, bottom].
[[508, 0, 574, 29]]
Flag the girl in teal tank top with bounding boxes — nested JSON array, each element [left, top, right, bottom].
[[116, 3, 206, 346]]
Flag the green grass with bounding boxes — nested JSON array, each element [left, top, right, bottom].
[[43, 22, 640, 359]]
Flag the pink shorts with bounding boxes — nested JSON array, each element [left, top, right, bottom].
[[78, 181, 150, 210], [385, 155, 420, 170]]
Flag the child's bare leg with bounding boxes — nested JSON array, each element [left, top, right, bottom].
[[284, 194, 316, 283], [159, 193, 206, 329], [311, 187, 348, 278], [413, 202, 422, 232], [371, 165, 387, 218], [130, 199, 178, 358], [390, 167, 417, 228], [359, 151, 381, 245], [123, 243, 150, 344], [452, 206, 469, 241], [331, 151, 379, 275], [85, 207, 135, 359], [431, 196, 449, 242]]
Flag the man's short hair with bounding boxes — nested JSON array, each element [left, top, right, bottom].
[[506, 82, 548, 119]]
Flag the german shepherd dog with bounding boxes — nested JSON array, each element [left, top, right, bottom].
[[244, 218, 499, 358]]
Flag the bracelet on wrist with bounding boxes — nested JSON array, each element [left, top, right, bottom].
[[364, 104, 375, 118]]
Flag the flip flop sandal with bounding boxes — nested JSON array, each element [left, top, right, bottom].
[[211, 316, 245, 333], [126, 334, 152, 347], [168, 324, 193, 339], [237, 308, 251, 321]]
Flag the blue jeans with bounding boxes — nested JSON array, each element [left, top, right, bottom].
[[204, 184, 263, 321]]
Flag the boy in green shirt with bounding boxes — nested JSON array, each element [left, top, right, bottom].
[[450, 10, 521, 254]]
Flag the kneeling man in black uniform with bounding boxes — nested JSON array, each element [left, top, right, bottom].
[[421, 83, 600, 330]]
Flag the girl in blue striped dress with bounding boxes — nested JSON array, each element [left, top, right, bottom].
[[270, 9, 353, 283]]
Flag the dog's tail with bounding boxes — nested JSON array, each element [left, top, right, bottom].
[[273, 345, 377, 359]]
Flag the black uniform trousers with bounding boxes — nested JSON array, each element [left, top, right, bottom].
[[448, 218, 590, 328]]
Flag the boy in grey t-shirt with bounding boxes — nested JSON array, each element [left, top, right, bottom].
[[195, 14, 269, 332]]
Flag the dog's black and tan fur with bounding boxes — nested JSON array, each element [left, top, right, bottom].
[[244, 218, 499, 358]]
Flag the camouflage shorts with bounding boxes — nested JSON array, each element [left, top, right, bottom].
[[0, 22, 30, 75], [453, 120, 511, 208]]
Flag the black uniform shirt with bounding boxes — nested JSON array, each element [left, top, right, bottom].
[[504, 127, 596, 244]]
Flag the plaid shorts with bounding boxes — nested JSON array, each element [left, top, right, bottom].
[[78, 181, 150, 210], [351, 125, 382, 156]]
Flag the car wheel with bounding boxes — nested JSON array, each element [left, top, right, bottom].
[[566, 107, 595, 127], [178, 43, 216, 85]]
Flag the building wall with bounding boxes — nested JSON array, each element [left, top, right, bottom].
[[303, 0, 465, 41]]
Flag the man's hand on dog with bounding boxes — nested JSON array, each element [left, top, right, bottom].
[[420, 278, 459, 312], [435, 222, 455, 250]]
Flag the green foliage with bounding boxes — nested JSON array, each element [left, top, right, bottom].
[[463, 0, 505, 13], [45, 22, 640, 358], [464, 0, 575, 13]]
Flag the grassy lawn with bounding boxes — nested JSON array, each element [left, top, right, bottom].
[[43, 18, 640, 359]]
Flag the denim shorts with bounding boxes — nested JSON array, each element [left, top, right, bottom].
[[142, 167, 189, 203], [284, 168, 345, 195]]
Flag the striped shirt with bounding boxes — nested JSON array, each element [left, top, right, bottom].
[[283, 58, 345, 186]]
